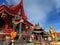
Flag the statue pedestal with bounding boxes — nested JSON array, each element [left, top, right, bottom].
[[51, 42, 60, 45], [34, 43, 40, 45], [34, 41, 41, 45]]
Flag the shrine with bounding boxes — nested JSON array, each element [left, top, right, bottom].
[[32, 24, 49, 41], [0, 0, 34, 40]]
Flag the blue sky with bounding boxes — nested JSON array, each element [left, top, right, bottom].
[[0, 0, 60, 32]]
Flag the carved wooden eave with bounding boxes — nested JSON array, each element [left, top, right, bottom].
[[0, 7, 15, 17]]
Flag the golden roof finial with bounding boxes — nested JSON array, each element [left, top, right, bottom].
[[50, 25, 53, 29]]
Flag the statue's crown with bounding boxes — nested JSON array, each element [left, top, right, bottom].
[[50, 25, 53, 29]]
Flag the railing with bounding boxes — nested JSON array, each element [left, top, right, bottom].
[[0, 33, 10, 40], [0, 33, 9, 34]]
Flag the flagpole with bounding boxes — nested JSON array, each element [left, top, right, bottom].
[[19, 21, 22, 39]]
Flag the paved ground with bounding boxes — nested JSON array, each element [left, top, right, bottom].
[[14, 43, 34, 45], [0, 40, 34, 45], [0, 41, 34, 45], [0, 40, 3, 45], [1, 40, 60, 45]]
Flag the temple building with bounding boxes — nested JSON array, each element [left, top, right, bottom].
[[0, 0, 34, 40], [56, 33, 60, 41], [32, 24, 49, 40]]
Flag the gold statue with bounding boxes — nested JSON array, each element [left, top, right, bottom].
[[49, 25, 57, 42]]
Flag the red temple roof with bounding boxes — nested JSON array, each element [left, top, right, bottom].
[[0, 0, 27, 20], [0, 5, 18, 15], [0, 0, 33, 29], [56, 33, 60, 36]]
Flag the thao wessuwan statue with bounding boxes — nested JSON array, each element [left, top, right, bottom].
[[49, 25, 57, 42]]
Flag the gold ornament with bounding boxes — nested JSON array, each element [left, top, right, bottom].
[[1, 12, 7, 18]]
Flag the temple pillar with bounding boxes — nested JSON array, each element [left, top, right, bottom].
[[19, 23, 22, 39]]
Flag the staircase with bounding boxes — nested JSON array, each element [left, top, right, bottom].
[[14, 36, 26, 45]]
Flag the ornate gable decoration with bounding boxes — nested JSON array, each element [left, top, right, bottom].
[[1, 11, 7, 18]]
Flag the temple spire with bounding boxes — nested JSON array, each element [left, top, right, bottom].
[[20, 0, 23, 7], [2, 3, 5, 5], [20, 0, 27, 20]]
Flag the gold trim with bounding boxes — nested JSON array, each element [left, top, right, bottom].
[[33, 31, 43, 33], [0, 9, 4, 13], [0, 9, 16, 16], [1, 11, 7, 18], [4, 9, 15, 16]]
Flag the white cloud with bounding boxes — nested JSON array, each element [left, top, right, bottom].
[[24, 0, 54, 24], [53, 0, 60, 8], [50, 0, 60, 12]]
